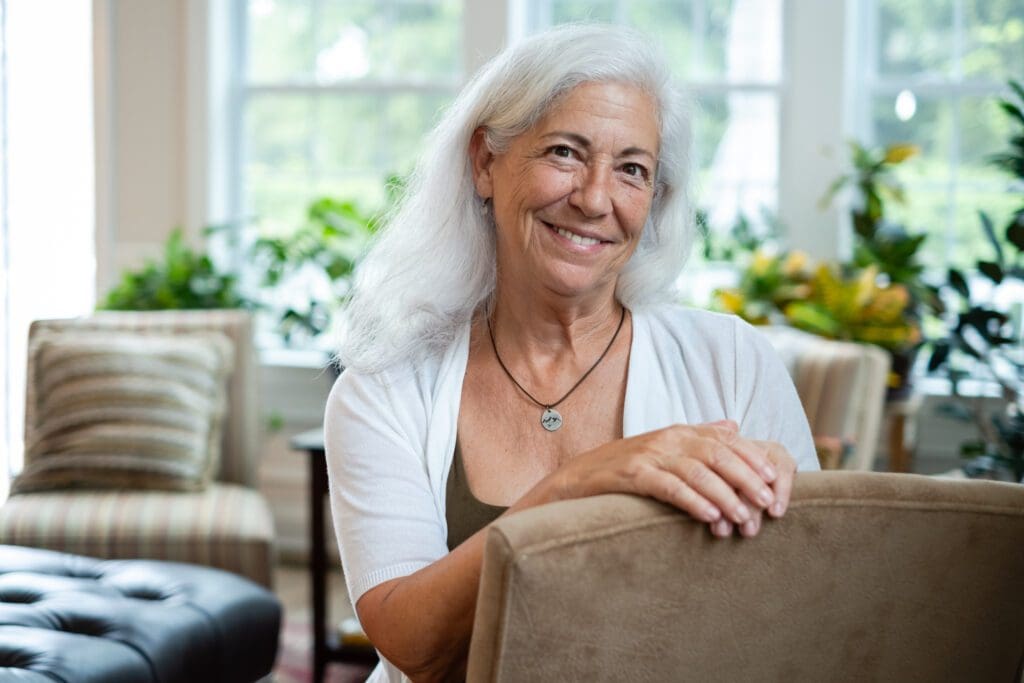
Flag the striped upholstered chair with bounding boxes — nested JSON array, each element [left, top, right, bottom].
[[0, 310, 276, 588], [761, 326, 891, 471]]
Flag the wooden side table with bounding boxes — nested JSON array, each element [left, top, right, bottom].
[[290, 428, 378, 683], [885, 394, 924, 473]]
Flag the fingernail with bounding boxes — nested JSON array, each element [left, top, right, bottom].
[[734, 505, 750, 524], [742, 519, 757, 537], [770, 502, 785, 517], [762, 465, 777, 481], [704, 506, 721, 522]]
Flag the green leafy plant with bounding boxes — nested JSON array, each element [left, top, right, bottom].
[[821, 141, 940, 313], [100, 228, 247, 311], [926, 79, 1024, 481], [247, 175, 403, 343], [701, 208, 783, 262]]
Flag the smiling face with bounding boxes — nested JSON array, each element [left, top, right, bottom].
[[471, 81, 660, 304]]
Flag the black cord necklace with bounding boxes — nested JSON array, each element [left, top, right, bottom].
[[487, 306, 627, 432]]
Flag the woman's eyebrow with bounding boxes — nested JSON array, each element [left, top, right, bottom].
[[541, 131, 655, 160]]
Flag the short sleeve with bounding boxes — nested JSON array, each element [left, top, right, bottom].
[[732, 318, 820, 472], [324, 368, 449, 607]]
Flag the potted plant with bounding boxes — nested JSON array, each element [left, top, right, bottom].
[[783, 263, 922, 355], [821, 140, 942, 398], [244, 175, 402, 346], [926, 80, 1024, 482], [712, 248, 813, 325], [100, 228, 248, 311]]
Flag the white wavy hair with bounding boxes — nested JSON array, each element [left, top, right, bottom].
[[336, 23, 694, 373]]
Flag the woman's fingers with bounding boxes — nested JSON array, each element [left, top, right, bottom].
[[710, 518, 732, 538], [756, 440, 797, 518], [632, 468, 722, 523], [659, 425, 774, 517], [694, 440, 775, 511], [701, 421, 777, 483], [671, 457, 754, 525], [737, 494, 763, 537], [708, 494, 762, 539]]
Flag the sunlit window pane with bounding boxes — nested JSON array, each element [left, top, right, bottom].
[[316, 1, 461, 82], [962, 0, 1024, 81], [959, 95, 1016, 167], [875, 0, 954, 78], [240, 0, 462, 242], [696, 93, 778, 228], [535, 0, 780, 83], [870, 95, 952, 177], [700, 0, 780, 83], [247, 0, 314, 82], [862, 0, 1019, 273]]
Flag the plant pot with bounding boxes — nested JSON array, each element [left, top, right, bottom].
[[886, 346, 919, 402]]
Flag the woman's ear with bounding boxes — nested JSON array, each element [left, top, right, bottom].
[[469, 127, 495, 199]]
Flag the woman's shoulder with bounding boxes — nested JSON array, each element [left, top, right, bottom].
[[327, 322, 471, 418], [634, 303, 742, 342], [633, 303, 777, 362]]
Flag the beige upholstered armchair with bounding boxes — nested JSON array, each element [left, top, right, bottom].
[[467, 472, 1024, 682], [761, 326, 892, 470], [0, 310, 276, 587]]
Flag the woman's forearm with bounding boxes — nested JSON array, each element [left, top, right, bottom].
[[355, 476, 563, 681], [357, 531, 484, 681]]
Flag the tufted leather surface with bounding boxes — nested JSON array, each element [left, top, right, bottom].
[[0, 545, 281, 682]]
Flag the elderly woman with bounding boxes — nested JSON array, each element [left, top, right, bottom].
[[326, 23, 818, 683]]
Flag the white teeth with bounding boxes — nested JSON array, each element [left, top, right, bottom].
[[554, 225, 600, 246]]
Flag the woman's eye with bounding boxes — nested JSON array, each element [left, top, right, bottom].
[[622, 162, 648, 179], [549, 145, 574, 159]]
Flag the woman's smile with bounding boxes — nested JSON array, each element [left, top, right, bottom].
[[540, 219, 613, 251]]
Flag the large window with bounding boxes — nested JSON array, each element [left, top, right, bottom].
[[522, 0, 783, 238], [1, 0, 95, 491], [855, 0, 1024, 272], [238, 0, 463, 236]]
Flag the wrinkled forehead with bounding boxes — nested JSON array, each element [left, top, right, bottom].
[[528, 81, 662, 154]]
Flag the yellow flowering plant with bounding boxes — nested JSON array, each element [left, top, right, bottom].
[[783, 263, 922, 352], [712, 249, 813, 325]]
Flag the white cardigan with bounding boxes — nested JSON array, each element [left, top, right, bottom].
[[325, 306, 818, 681]]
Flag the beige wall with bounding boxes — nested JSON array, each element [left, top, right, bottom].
[[94, 0, 210, 296]]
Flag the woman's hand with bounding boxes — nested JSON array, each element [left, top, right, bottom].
[[707, 438, 797, 538], [529, 421, 796, 537]]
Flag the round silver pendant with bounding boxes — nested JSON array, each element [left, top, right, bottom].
[[540, 408, 563, 432]]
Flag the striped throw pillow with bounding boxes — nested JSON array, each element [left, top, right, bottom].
[[15, 331, 234, 493]]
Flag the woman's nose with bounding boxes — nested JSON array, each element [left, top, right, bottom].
[[569, 163, 613, 217]]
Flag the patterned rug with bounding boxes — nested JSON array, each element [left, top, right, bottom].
[[273, 608, 376, 683]]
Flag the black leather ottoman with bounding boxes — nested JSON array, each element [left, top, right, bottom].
[[0, 545, 281, 682]]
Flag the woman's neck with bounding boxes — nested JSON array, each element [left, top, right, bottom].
[[485, 283, 625, 370]]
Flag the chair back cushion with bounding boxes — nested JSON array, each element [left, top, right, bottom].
[[25, 311, 259, 486], [468, 472, 1024, 682], [761, 326, 890, 470]]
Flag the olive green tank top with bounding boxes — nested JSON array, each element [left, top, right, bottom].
[[445, 440, 508, 551]]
